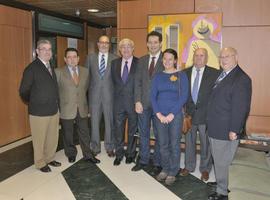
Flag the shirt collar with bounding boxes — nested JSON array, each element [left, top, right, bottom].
[[38, 57, 49, 67], [122, 56, 133, 65], [149, 51, 161, 60], [192, 65, 205, 72], [99, 52, 108, 57]]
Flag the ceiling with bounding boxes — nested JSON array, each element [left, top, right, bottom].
[[15, 0, 117, 27]]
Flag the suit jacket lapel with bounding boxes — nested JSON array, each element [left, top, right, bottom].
[[214, 66, 239, 90], [116, 58, 122, 83], [104, 53, 113, 76], [199, 66, 210, 91], [186, 67, 192, 92], [93, 53, 99, 75], [64, 65, 80, 86], [125, 57, 136, 83], [154, 53, 163, 73]]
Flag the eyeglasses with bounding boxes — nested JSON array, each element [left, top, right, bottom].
[[219, 55, 235, 59], [38, 48, 52, 52]]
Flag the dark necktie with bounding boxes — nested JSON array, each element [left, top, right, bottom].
[[99, 54, 105, 77], [192, 68, 200, 103], [122, 61, 129, 84], [148, 56, 156, 77]]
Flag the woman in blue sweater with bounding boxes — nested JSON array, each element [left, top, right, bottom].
[[151, 48, 189, 185]]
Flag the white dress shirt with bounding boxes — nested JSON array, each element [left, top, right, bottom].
[[191, 66, 205, 92]]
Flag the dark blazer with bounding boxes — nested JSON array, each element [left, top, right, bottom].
[[19, 58, 59, 116], [111, 56, 138, 111], [184, 66, 219, 124], [134, 53, 164, 108], [207, 65, 252, 140]]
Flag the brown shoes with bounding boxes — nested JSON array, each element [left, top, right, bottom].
[[201, 171, 209, 181], [179, 168, 190, 176]]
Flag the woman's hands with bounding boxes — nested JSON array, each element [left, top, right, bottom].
[[156, 113, 174, 124]]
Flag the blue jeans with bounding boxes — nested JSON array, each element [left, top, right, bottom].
[[138, 107, 161, 166], [155, 113, 182, 176]]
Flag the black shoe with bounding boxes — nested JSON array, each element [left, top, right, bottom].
[[151, 166, 162, 175], [125, 157, 134, 164], [131, 163, 147, 171], [208, 192, 228, 200], [113, 157, 122, 166], [40, 165, 51, 173], [86, 157, 100, 164], [48, 160, 61, 167], [68, 157, 76, 163], [207, 182, 217, 187]]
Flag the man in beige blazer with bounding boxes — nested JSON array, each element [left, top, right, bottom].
[[55, 48, 100, 164]]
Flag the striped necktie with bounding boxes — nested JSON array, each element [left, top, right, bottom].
[[213, 71, 227, 88], [99, 54, 106, 77]]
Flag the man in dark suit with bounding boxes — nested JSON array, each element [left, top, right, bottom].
[[132, 31, 164, 174], [85, 35, 118, 157], [207, 47, 252, 200], [180, 48, 219, 181], [55, 48, 100, 164], [111, 38, 138, 166], [19, 40, 61, 173]]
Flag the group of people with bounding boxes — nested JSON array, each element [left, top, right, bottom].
[[19, 30, 252, 200]]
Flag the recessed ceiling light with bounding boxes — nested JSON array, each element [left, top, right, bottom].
[[88, 9, 99, 13]]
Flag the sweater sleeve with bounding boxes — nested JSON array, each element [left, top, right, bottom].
[[19, 66, 34, 103], [169, 72, 189, 115], [151, 74, 160, 114]]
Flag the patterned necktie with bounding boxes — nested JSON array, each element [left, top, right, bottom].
[[99, 54, 105, 77], [192, 68, 200, 104], [72, 67, 79, 85], [46, 62, 52, 76], [148, 56, 156, 77], [122, 61, 129, 84], [213, 71, 227, 88]]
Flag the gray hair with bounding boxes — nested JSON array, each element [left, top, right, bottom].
[[118, 38, 134, 49], [37, 39, 51, 49]]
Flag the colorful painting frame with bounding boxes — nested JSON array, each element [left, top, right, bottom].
[[148, 13, 222, 69]]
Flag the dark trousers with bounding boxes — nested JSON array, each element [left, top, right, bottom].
[[114, 106, 137, 159], [61, 111, 92, 159], [138, 107, 161, 166]]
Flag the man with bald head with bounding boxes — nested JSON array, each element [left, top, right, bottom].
[[111, 38, 138, 166], [181, 48, 219, 181], [85, 35, 118, 157], [207, 47, 252, 200]]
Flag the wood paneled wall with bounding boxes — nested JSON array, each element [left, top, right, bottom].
[[118, 0, 270, 135], [0, 5, 32, 146], [87, 26, 104, 55]]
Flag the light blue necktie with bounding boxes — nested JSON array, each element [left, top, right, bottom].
[[99, 54, 105, 77], [192, 68, 200, 104], [122, 61, 129, 84]]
